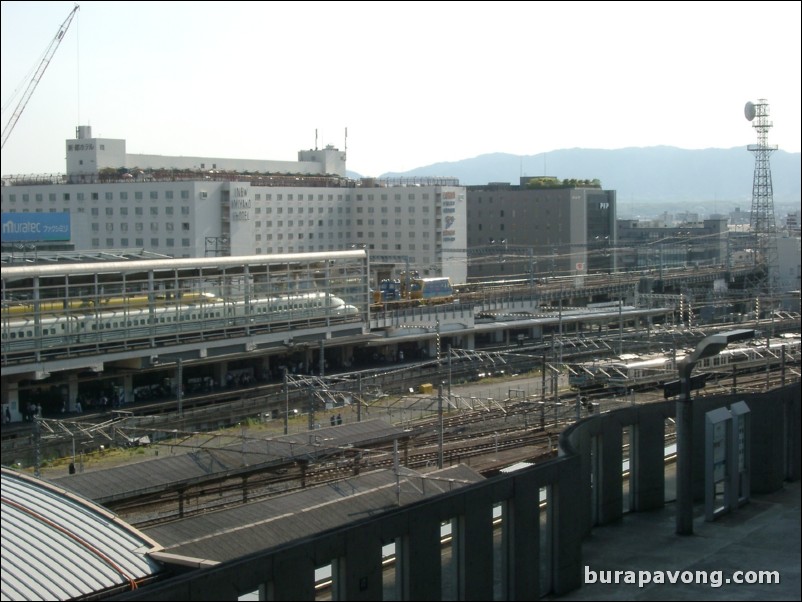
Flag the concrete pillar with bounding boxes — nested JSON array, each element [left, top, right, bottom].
[[403, 512, 442, 599], [340, 524, 383, 600], [214, 363, 227, 390], [509, 472, 540, 600], [633, 407, 666, 511], [122, 373, 133, 407], [2, 380, 20, 422], [68, 374, 79, 412], [597, 419, 623, 524], [461, 494, 494, 600], [271, 552, 316, 600], [258, 355, 270, 381]]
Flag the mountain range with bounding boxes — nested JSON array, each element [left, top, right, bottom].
[[352, 147, 801, 216]]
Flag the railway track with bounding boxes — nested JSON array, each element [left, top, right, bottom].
[[114, 376, 780, 529]]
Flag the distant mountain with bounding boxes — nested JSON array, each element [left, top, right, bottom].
[[360, 147, 801, 211]]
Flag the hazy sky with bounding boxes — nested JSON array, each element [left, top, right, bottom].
[[2, 1, 800, 177]]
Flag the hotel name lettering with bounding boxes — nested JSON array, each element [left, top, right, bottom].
[[231, 187, 251, 221]]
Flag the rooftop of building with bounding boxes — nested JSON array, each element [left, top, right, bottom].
[[547, 479, 801, 601]]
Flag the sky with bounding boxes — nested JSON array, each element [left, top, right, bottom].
[[2, 1, 800, 178]]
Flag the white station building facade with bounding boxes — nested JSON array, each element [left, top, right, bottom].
[[2, 126, 467, 284]]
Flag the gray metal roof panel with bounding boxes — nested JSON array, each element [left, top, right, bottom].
[[50, 419, 406, 503], [143, 466, 484, 563], [1, 468, 163, 601]]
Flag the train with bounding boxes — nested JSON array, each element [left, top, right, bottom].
[[371, 276, 454, 310], [568, 334, 801, 393], [4, 291, 222, 317], [1, 292, 359, 353]]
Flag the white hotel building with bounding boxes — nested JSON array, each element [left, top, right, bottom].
[[2, 126, 467, 284]]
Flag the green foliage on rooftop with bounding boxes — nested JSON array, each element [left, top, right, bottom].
[[525, 177, 602, 189]]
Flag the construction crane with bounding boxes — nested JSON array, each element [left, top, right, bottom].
[[1, 4, 80, 150]]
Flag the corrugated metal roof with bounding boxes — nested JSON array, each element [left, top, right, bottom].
[[50, 419, 407, 504], [1, 468, 163, 601], [143, 465, 484, 564]]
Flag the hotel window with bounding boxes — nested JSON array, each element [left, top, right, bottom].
[[135, 191, 143, 200], [120, 207, 128, 216], [120, 192, 128, 200], [105, 192, 113, 200]]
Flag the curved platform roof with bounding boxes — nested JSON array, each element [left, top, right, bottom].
[[1, 467, 164, 601]]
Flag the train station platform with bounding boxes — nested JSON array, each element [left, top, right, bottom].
[[548, 479, 801, 601]]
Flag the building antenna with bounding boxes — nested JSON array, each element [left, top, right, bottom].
[[315, 129, 318, 151], [344, 127, 348, 154]]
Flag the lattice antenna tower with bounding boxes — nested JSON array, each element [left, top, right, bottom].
[[744, 99, 779, 299]]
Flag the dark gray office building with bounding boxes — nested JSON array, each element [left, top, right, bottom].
[[466, 180, 617, 281]]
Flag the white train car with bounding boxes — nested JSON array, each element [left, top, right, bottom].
[[576, 335, 801, 392], [1, 292, 359, 354]]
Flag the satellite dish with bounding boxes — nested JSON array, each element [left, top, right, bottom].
[[744, 101, 756, 121]]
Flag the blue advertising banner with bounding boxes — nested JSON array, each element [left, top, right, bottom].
[[1, 213, 71, 242]]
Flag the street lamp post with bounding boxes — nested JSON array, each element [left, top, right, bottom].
[[674, 329, 754, 535]]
